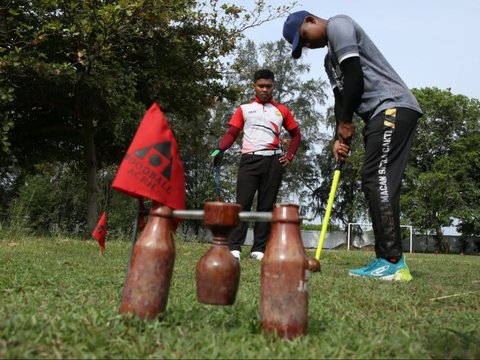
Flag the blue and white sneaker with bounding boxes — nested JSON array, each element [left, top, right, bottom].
[[349, 256, 412, 282]]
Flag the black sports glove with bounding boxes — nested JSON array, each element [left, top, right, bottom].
[[211, 149, 224, 167]]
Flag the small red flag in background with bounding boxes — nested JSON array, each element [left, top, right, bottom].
[[111, 103, 186, 211], [92, 212, 107, 253]]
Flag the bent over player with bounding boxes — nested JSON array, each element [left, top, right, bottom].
[[283, 11, 422, 281]]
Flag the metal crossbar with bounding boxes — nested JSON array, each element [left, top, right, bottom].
[[172, 210, 313, 222]]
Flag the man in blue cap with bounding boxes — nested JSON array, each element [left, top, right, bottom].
[[283, 11, 422, 281]]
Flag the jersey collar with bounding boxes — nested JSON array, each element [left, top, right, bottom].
[[254, 96, 277, 106]]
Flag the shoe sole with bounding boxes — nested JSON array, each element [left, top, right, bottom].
[[349, 269, 412, 282]]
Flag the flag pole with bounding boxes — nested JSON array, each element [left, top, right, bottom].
[[129, 198, 147, 255], [214, 165, 221, 201], [121, 198, 145, 294]]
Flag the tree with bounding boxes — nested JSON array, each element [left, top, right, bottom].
[[206, 39, 329, 212], [6, 161, 87, 233], [311, 86, 480, 244], [312, 105, 367, 230], [402, 88, 480, 250], [213, 39, 373, 229], [1, 0, 295, 231], [449, 132, 480, 240]]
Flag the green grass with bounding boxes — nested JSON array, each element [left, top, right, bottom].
[[0, 236, 479, 359]]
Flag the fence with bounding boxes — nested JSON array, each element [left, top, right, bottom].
[[179, 224, 479, 255]]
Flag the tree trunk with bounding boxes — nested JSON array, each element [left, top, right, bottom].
[[83, 123, 98, 234], [435, 225, 449, 253]]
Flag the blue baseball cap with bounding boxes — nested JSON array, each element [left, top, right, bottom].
[[283, 10, 310, 59]]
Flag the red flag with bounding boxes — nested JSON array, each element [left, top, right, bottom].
[[92, 212, 107, 253], [111, 103, 186, 211]]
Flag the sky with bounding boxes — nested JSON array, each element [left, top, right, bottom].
[[239, 0, 480, 103], [236, 0, 479, 234]]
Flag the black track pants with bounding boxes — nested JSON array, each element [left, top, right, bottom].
[[361, 108, 420, 259], [228, 154, 284, 253]]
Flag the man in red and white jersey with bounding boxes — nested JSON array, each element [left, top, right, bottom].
[[211, 69, 301, 261]]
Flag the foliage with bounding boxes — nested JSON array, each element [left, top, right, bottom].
[[5, 162, 86, 233], [312, 111, 367, 230], [3, 161, 137, 236], [0, 0, 296, 230], [300, 222, 342, 232], [447, 132, 480, 236], [206, 38, 329, 210], [0, 237, 479, 358], [1, 0, 479, 242], [316, 87, 480, 241], [0, 80, 14, 157], [402, 88, 480, 248]]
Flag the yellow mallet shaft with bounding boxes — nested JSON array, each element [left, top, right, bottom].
[[315, 166, 342, 260]]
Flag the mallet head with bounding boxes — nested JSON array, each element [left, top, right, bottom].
[[307, 256, 321, 273]]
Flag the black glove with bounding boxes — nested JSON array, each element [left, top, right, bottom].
[[211, 149, 224, 167]]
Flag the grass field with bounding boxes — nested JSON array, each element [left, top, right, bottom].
[[0, 235, 479, 359]]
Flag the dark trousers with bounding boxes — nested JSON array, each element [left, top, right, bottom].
[[361, 108, 420, 259], [228, 154, 284, 253]]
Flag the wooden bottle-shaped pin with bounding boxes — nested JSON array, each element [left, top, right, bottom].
[[196, 202, 241, 305], [260, 203, 309, 340], [119, 202, 175, 319]]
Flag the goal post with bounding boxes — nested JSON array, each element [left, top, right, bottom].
[[347, 223, 413, 253]]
